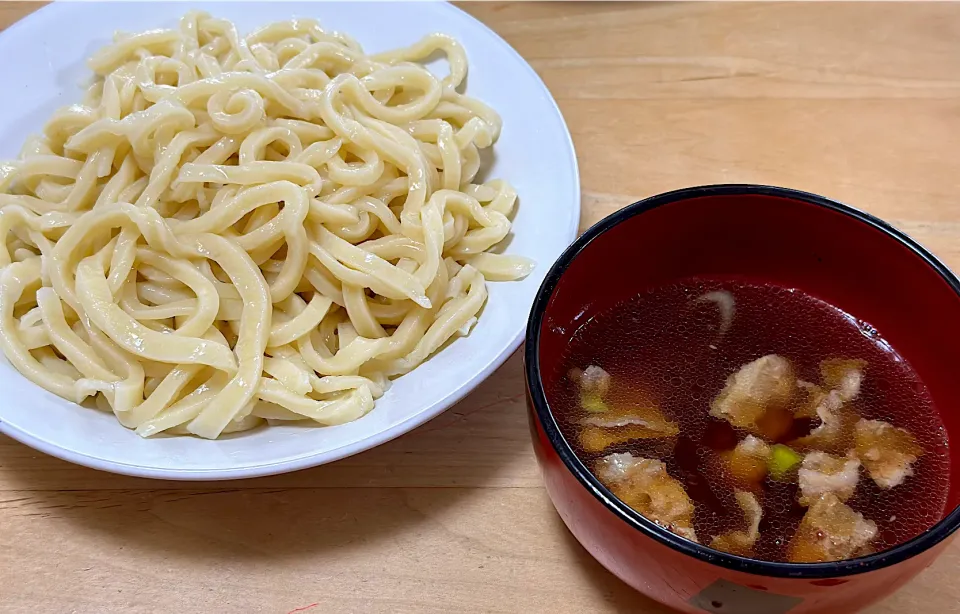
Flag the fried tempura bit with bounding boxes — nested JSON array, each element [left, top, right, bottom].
[[721, 435, 771, 485], [788, 493, 877, 563], [855, 419, 923, 489], [710, 491, 762, 557], [580, 404, 679, 453], [798, 451, 861, 506], [596, 453, 698, 543], [710, 354, 796, 439]]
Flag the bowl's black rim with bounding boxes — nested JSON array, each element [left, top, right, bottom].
[[524, 183, 960, 579]]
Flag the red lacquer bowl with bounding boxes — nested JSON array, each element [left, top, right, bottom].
[[524, 185, 960, 614]]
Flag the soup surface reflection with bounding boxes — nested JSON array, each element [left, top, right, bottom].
[[553, 278, 950, 563]]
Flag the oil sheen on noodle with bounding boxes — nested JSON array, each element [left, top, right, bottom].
[[0, 12, 533, 439]]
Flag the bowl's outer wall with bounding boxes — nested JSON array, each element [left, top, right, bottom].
[[528, 393, 950, 614]]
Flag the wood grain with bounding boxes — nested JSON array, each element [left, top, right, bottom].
[[1, 2, 959, 613]]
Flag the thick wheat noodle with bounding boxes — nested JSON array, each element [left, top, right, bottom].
[[0, 11, 533, 439]]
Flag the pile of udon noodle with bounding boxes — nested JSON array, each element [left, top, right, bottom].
[[0, 12, 532, 439]]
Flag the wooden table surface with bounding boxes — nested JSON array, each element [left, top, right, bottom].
[[2, 2, 959, 612]]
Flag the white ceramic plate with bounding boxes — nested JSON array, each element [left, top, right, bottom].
[[0, 2, 579, 479]]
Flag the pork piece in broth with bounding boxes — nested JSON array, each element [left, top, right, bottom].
[[721, 435, 771, 485], [791, 360, 864, 453], [855, 419, 923, 489], [821, 359, 866, 402], [798, 451, 861, 506], [580, 406, 680, 453], [569, 365, 612, 413], [596, 453, 698, 542], [788, 493, 878, 563], [710, 491, 763, 557], [572, 366, 679, 453], [710, 354, 796, 440]]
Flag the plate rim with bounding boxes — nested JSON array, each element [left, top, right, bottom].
[[0, 0, 581, 480]]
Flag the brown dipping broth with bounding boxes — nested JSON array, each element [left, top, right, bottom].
[[553, 278, 950, 563]]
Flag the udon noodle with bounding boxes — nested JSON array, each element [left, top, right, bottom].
[[0, 12, 532, 439]]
